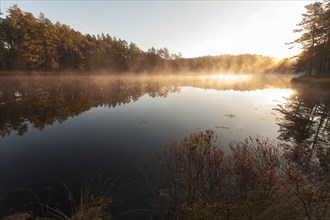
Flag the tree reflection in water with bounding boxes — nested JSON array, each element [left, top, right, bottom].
[[274, 86, 330, 151], [0, 74, 291, 137]]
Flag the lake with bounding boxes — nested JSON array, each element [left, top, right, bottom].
[[0, 74, 329, 219]]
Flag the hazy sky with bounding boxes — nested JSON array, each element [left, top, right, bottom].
[[1, 1, 313, 58]]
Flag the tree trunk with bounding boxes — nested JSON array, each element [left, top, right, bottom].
[[309, 24, 316, 76], [325, 28, 330, 77]]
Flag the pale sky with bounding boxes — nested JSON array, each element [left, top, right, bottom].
[[0, 1, 313, 58]]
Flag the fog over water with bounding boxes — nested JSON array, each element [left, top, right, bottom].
[[0, 74, 329, 219]]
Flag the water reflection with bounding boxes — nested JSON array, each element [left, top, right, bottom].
[[274, 86, 330, 149], [1, 74, 328, 147], [1, 74, 329, 218], [0, 75, 290, 137]]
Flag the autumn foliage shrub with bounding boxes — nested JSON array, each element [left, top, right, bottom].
[[157, 130, 330, 220]]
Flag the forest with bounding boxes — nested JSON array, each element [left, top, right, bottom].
[[1, 2, 330, 76], [291, 0, 330, 78], [0, 5, 294, 74]]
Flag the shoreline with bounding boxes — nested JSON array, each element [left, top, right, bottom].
[[291, 75, 330, 89], [0, 70, 295, 77]]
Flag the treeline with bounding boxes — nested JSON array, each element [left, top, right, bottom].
[[291, 0, 330, 77], [0, 5, 292, 74], [0, 5, 181, 72], [173, 55, 293, 74]]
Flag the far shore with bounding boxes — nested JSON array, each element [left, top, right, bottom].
[[0, 70, 114, 76], [0, 70, 296, 77], [291, 75, 330, 89]]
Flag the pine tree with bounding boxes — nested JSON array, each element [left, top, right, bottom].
[[291, 1, 330, 78]]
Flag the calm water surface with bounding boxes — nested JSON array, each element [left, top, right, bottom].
[[0, 75, 329, 218]]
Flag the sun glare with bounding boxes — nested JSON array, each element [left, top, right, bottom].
[[255, 89, 295, 105]]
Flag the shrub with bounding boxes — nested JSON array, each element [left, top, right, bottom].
[[158, 130, 330, 220]]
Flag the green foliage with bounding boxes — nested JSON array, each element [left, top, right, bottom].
[[291, 0, 330, 77]]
